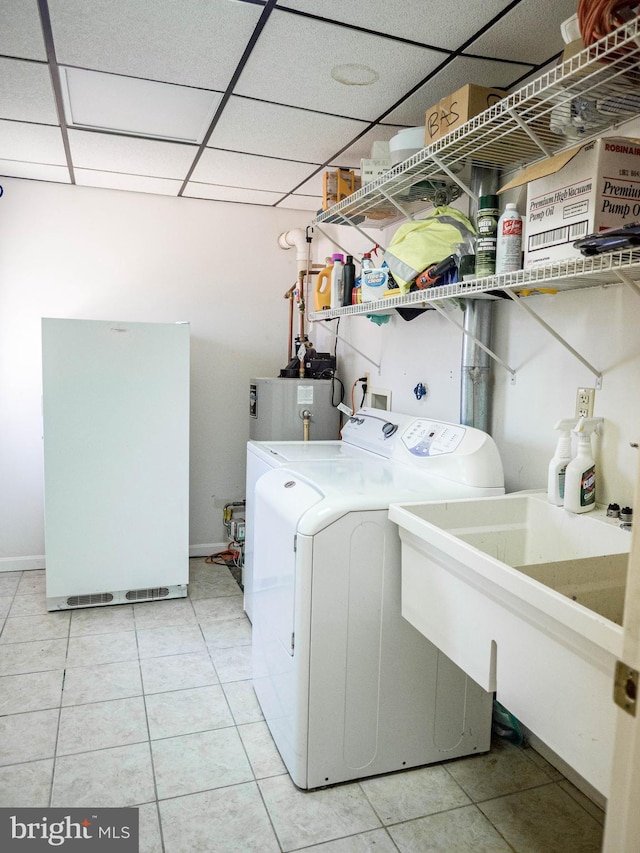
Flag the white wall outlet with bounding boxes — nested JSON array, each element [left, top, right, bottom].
[[576, 387, 595, 418]]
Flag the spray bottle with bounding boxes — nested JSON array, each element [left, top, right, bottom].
[[547, 419, 577, 506], [564, 417, 603, 514]]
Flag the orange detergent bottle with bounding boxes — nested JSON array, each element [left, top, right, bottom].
[[314, 258, 334, 311]]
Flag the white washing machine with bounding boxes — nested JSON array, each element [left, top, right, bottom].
[[243, 407, 416, 621], [251, 412, 506, 789]]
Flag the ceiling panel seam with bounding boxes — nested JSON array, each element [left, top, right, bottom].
[[36, 0, 74, 183], [177, 0, 279, 197]]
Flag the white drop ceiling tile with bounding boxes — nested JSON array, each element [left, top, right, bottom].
[[0, 120, 66, 164], [192, 148, 316, 194], [0, 0, 47, 60], [469, 0, 576, 64], [0, 159, 71, 184], [75, 170, 183, 196], [328, 124, 407, 169], [293, 172, 324, 197], [276, 0, 513, 50], [235, 10, 444, 121], [47, 0, 263, 89], [384, 56, 533, 125], [183, 183, 284, 205], [209, 97, 368, 164], [68, 130, 197, 179], [276, 194, 323, 212], [0, 59, 59, 124]]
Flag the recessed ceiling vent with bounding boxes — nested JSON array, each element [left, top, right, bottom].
[[125, 587, 170, 601], [67, 592, 114, 607]]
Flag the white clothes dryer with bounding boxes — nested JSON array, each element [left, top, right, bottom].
[[243, 407, 416, 621], [251, 412, 506, 789]]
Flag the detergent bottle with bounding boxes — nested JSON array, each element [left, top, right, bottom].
[[314, 257, 334, 311], [547, 419, 576, 506], [564, 417, 603, 513], [330, 253, 344, 310]]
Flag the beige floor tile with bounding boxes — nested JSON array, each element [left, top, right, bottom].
[[0, 638, 67, 675], [133, 598, 197, 630], [136, 625, 206, 659], [238, 720, 287, 779], [388, 804, 513, 852], [445, 738, 553, 802], [66, 630, 138, 667], [291, 829, 398, 852], [51, 743, 156, 808], [360, 764, 471, 824], [201, 616, 252, 649], [145, 684, 233, 739], [140, 651, 218, 694], [70, 604, 135, 636], [16, 571, 46, 596], [57, 696, 148, 756], [8, 593, 48, 617], [151, 727, 253, 800], [191, 595, 245, 622], [478, 782, 603, 853], [0, 612, 70, 644], [159, 781, 279, 853], [222, 679, 264, 725], [0, 708, 59, 766], [62, 659, 143, 706], [209, 645, 252, 682], [558, 779, 605, 826], [137, 801, 163, 853], [258, 773, 382, 852], [0, 759, 54, 807], [0, 575, 21, 596], [0, 669, 64, 714]]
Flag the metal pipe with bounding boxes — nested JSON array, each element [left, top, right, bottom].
[[460, 165, 499, 432]]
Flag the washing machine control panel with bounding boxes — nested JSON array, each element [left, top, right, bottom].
[[401, 421, 465, 457]]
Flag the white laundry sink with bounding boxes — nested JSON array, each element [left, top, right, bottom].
[[388, 492, 631, 797]]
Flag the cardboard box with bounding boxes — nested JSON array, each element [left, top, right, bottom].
[[425, 84, 506, 146], [500, 136, 640, 267]]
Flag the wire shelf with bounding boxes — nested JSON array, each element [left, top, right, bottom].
[[308, 250, 640, 320], [313, 16, 640, 230]]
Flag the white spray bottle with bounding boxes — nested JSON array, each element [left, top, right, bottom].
[[547, 419, 577, 506], [564, 417, 603, 514]]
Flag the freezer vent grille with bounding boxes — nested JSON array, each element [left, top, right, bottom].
[[125, 587, 170, 601], [67, 593, 114, 607]]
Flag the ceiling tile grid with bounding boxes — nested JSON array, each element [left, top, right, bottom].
[[0, 0, 571, 209]]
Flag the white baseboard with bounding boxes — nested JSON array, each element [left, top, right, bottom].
[[0, 555, 45, 573]]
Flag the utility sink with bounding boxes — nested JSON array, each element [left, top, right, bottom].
[[388, 492, 632, 798]]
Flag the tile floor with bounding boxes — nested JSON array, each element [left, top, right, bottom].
[[0, 559, 605, 852]]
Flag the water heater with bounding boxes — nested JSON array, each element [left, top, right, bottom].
[[249, 377, 339, 441]]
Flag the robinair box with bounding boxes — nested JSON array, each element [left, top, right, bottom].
[[425, 84, 506, 146], [500, 136, 640, 268]]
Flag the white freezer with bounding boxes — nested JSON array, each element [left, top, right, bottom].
[[42, 318, 190, 610]]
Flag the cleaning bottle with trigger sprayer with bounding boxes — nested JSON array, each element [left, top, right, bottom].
[[547, 419, 577, 506], [564, 417, 603, 514]]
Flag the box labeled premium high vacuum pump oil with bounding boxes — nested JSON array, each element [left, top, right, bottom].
[[500, 136, 640, 267]]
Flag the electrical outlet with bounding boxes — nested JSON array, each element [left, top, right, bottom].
[[362, 371, 370, 392], [576, 387, 595, 418]]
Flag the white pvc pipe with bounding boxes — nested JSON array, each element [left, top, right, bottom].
[[277, 229, 310, 273]]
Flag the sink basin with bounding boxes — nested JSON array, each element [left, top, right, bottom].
[[388, 491, 631, 797]]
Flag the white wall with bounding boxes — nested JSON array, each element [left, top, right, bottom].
[[2, 175, 639, 571], [0, 178, 309, 569]]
